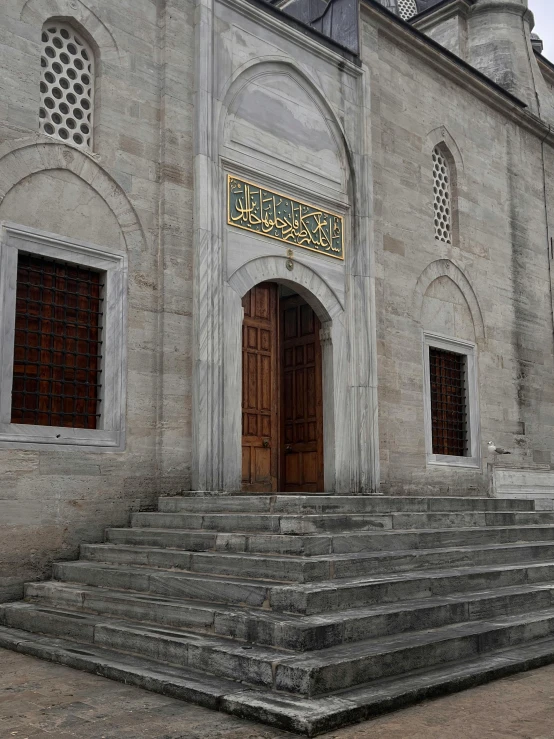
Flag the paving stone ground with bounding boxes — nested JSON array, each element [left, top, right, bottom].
[[3, 648, 554, 738]]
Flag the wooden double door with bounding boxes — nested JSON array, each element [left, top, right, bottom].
[[241, 282, 324, 493]]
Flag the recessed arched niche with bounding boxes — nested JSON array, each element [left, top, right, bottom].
[[222, 64, 348, 203]]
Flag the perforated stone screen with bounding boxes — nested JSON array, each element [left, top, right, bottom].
[[397, 0, 417, 20], [433, 147, 452, 244], [40, 22, 94, 150]]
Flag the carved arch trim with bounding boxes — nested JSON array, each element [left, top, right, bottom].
[[228, 255, 344, 320], [426, 125, 464, 173], [413, 259, 485, 340], [0, 139, 146, 253], [20, 0, 119, 59]]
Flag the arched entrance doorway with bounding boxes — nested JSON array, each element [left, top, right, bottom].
[[241, 282, 324, 493]]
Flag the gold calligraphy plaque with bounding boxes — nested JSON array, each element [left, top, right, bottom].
[[227, 175, 344, 260]]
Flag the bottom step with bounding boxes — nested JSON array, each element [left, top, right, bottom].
[[2, 625, 554, 736]]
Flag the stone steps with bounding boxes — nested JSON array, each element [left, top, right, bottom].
[[3, 493, 554, 734], [4, 601, 554, 697], [51, 558, 554, 614], [4, 625, 554, 736], [157, 495, 535, 514], [22, 580, 554, 651], [130, 510, 554, 534], [91, 539, 554, 578], [108, 523, 554, 555]]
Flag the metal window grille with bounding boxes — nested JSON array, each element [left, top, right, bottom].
[[39, 21, 94, 150], [429, 347, 468, 456], [10, 253, 103, 429], [397, 0, 417, 20], [433, 146, 452, 244]]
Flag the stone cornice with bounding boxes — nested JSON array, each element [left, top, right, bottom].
[[412, 0, 472, 31], [469, 1, 534, 26], [361, 0, 554, 147], [536, 52, 554, 88]]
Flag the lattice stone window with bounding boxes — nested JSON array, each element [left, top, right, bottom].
[[40, 21, 94, 150], [0, 223, 127, 450], [433, 147, 452, 244], [397, 0, 418, 20], [423, 333, 480, 468]]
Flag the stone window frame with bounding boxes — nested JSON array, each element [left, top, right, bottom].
[[0, 222, 127, 451], [422, 331, 481, 469]]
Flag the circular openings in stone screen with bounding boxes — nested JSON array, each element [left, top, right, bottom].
[[39, 22, 94, 150], [432, 147, 452, 244], [397, 0, 417, 21]]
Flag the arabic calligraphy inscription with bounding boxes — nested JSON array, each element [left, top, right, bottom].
[[228, 176, 344, 260]]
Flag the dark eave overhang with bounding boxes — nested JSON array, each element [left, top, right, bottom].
[[243, 0, 361, 64]]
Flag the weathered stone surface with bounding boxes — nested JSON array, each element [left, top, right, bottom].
[[4, 494, 554, 733]]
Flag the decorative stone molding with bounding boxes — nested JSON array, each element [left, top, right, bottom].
[[228, 256, 344, 320], [0, 139, 146, 254], [192, 1, 379, 494], [426, 126, 464, 173], [20, 0, 119, 60], [413, 259, 486, 341]]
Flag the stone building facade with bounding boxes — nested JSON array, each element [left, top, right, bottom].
[[1, 0, 554, 601]]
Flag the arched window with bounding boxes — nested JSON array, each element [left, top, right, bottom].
[[397, 0, 418, 20], [39, 21, 94, 150], [432, 146, 453, 244]]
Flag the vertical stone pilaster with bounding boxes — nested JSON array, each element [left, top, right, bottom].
[[192, 0, 223, 491]]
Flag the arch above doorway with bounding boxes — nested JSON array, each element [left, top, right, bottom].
[[228, 255, 344, 320]]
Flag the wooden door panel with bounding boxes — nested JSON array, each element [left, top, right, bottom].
[[280, 295, 324, 493], [242, 283, 278, 492], [285, 453, 300, 485]]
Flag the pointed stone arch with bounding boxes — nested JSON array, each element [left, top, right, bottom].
[[228, 255, 344, 320], [20, 0, 119, 60], [426, 125, 464, 173], [220, 56, 354, 178], [0, 139, 146, 253], [413, 259, 486, 341]]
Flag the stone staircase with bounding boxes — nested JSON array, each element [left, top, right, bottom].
[[4, 495, 554, 735]]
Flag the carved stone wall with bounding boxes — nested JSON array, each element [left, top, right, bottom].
[[0, 0, 195, 602], [364, 3, 554, 494], [192, 0, 379, 493]]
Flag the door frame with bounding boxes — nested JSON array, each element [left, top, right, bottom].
[[222, 257, 351, 493]]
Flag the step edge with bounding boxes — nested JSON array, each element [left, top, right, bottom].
[[3, 625, 554, 736]]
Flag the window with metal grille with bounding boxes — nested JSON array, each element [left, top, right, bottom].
[[433, 146, 452, 244], [10, 253, 103, 429], [429, 347, 468, 456], [39, 21, 94, 150], [397, 0, 417, 20]]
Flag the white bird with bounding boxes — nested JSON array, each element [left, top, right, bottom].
[[488, 441, 511, 455]]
